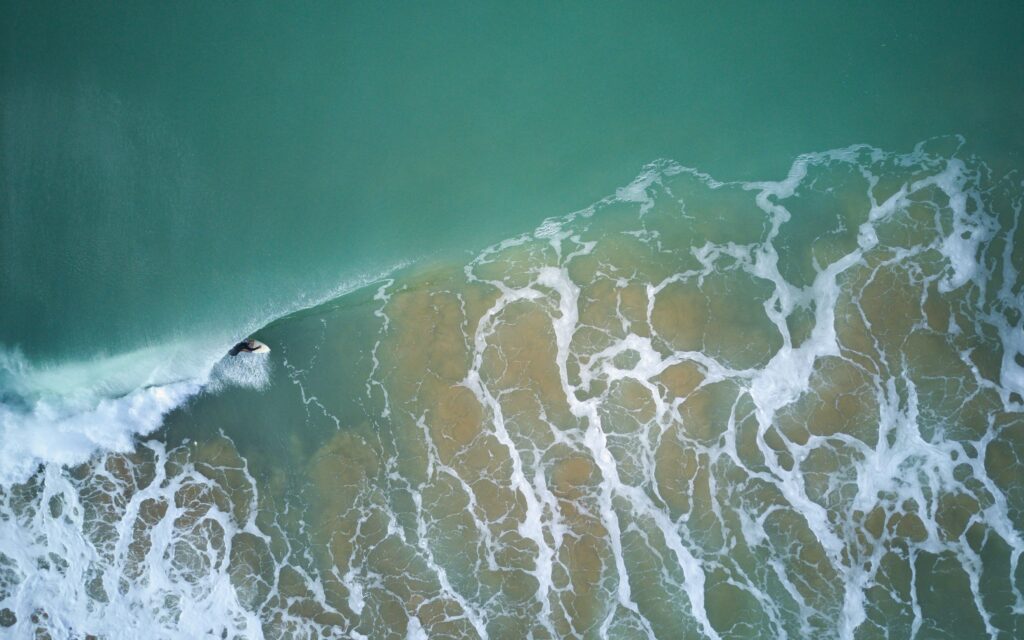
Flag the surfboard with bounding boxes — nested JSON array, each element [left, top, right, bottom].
[[229, 339, 271, 356]]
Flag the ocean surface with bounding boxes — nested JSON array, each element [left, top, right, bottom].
[[2, 2, 1023, 638]]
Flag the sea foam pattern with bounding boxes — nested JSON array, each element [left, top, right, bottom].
[[2, 140, 1023, 639]]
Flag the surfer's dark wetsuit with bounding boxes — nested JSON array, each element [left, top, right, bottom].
[[229, 339, 259, 356]]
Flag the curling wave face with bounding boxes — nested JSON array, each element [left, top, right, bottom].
[[2, 139, 1024, 638], [0, 264, 406, 488]]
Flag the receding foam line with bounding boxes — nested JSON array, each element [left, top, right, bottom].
[[5, 138, 1024, 638]]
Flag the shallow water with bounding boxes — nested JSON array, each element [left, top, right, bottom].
[[4, 3, 1024, 638], [3, 142, 1023, 638]]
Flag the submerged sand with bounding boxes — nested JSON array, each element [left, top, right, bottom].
[[3, 143, 1024, 639]]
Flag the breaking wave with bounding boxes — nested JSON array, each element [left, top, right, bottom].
[[2, 139, 1023, 639]]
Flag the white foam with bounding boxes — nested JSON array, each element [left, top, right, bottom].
[[6, 141, 1024, 638], [0, 440, 276, 639], [451, 141, 1024, 637], [0, 264, 406, 488], [405, 614, 428, 640], [0, 342, 218, 486]]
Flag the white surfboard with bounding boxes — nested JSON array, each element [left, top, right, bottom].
[[229, 339, 271, 356]]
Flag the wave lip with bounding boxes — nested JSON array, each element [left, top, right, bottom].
[[0, 263, 406, 488], [0, 341, 223, 486], [0, 379, 202, 484]]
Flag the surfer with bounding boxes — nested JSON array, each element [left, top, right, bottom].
[[228, 338, 270, 356]]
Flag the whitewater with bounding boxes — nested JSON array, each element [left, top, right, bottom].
[[1, 140, 1023, 638]]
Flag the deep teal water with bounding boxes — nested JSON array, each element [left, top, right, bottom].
[[2, 4, 1024, 639], [3, 1, 1022, 361]]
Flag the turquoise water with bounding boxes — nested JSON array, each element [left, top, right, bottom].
[[2, 3, 1024, 639], [4, 2, 1022, 360]]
